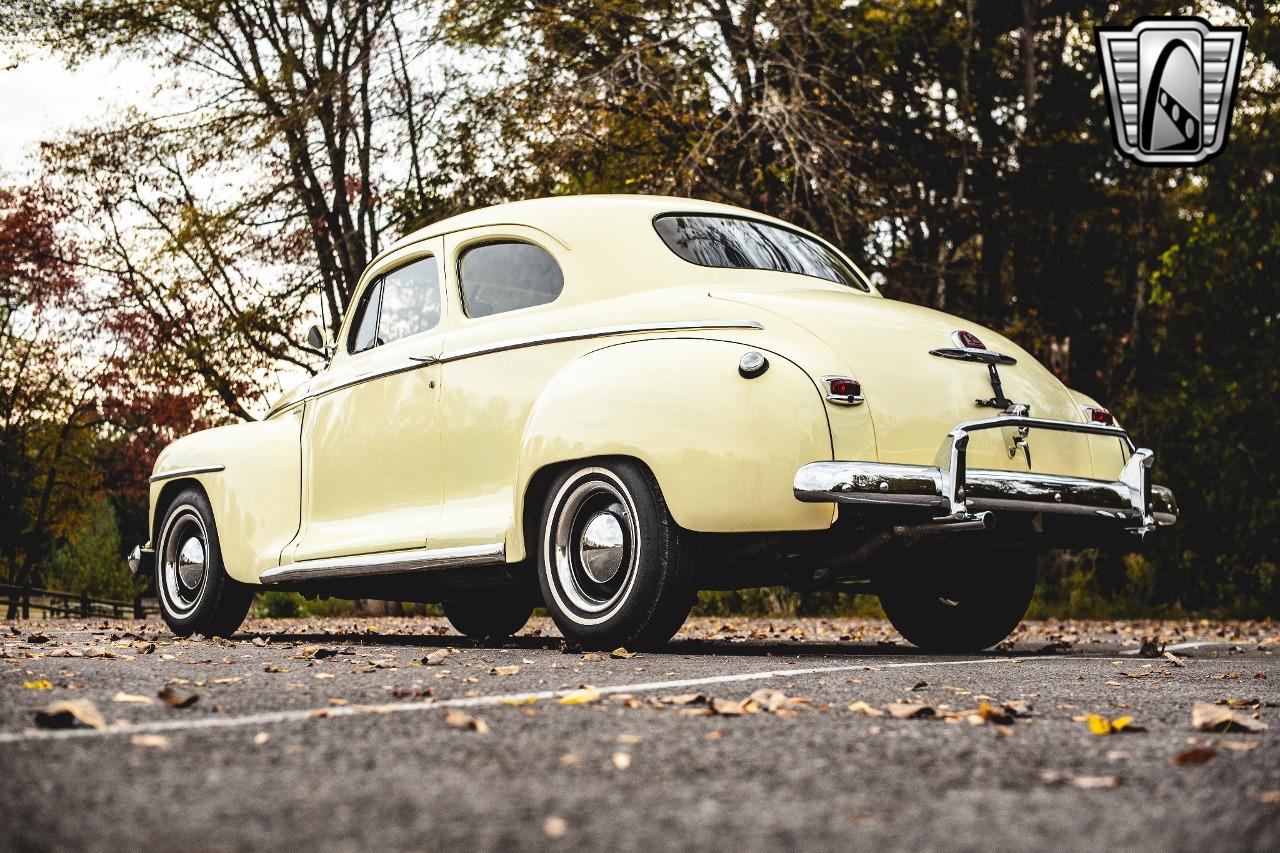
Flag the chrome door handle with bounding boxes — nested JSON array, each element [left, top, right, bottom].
[[409, 355, 439, 365]]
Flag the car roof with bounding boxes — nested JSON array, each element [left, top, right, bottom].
[[385, 194, 802, 253]]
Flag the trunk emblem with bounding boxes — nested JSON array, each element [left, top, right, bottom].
[[929, 331, 1024, 412]]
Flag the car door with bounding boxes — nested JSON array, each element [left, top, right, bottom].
[[287, 246, 447, 563]]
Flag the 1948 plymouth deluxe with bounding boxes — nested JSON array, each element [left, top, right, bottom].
[[129, 194, 1178, 651]]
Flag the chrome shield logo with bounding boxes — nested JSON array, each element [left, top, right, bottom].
[[1097, 17, 1246, 166]]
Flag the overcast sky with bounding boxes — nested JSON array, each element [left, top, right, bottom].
[[0, 47, 158, 175]]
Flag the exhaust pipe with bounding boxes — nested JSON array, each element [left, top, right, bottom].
[[894, 511, 995, 541]]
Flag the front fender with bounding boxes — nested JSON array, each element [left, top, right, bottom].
[[513, 338, 835, 553]]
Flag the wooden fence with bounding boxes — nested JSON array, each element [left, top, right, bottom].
[[1, 584, 159, 620]]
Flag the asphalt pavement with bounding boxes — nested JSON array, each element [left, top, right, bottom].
[[1, 616, 1277, 853]]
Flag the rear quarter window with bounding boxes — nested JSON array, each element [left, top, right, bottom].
[[459, 241, 564, 318]]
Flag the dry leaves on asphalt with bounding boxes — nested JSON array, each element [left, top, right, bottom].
[[130, 734, 171, 749], [294, 645, 340, 660], [422, 649, 450, 666], [847, 701, 884, 716], [610, 648, 638, 659], [1191, 701, 1269, 733], [34, 699, 107, 731], [156, 686, 199, 709], [443, 708, 489, 733], [543, 816, 568, 839], [655, 689, 811, 717], [490, 665, 520, 676], [111, 692, 154, 704], [1172, 746, 1217, 766], [22, 679, 52, 690], [263, 663, 290, 673]]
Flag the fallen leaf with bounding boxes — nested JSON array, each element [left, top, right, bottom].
[[254, 731, 270, 745], [294, 645, 339, 660], [112, 692, 154, 704], [1192, 701, 1268, 733], [1260, 791, 1280, 804], [977, 701, 1014, 725], [1164, 651, 1187, 668], [263, 663, 289, 673], [611, 752, 632, 769], [422, 650, 450, 666], [1172, 746, 1217, 766], [130, 734, 170, 749], [443, 708, 489, 733], [610, 648, 638, 659], [35, 699, 107, 731], [847, 701, 884, 716], [544, 816, 568, 839], [313, 672, 335, 681], [156, 686, 199, 709], [499, 695, 537, 706], [490, 665, 520, 676], [1041, 771, 1120, 789], [1220, 740, 1258, 752], [211, 676, 243, 685], [22, 679, 52, 690], [559, 753, 582, 766], [617, 734, 642, 745], [886, 702, 936, 719], [710, 696, 746, 716], [580, 652, 601, 662], [1086, 713, 1143, 735], [559, 687, 601, 705], [84, 647, 128, 659]]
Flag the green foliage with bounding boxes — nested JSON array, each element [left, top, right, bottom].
[[46, 496, 143, 601], [254, 592, 355, 618]]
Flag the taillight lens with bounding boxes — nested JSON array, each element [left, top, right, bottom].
[[828, 378, 860, 397], [1085, 406, 1114, 425], [824, 376, 863, 405]]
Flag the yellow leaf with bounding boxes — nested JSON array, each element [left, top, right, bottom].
[[1087, 714, 1113, 735], [23, 679, 52, 690], [1111, 715, 1133, 732], [500, 695, 537, 706], [559, 687, 601, 705]]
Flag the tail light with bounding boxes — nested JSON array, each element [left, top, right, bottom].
[[1084, 406, 1114, 425], [823, 376, 864, 406]]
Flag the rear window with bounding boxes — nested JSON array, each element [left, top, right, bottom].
[[653, 214, 868, 291]]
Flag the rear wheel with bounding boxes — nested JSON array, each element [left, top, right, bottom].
[[537, 460, 698, 650], [443, 594, 534, 642], [155, 487, 254, 638], [877, 542, 1037, 653]]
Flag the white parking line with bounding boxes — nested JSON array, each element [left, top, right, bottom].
[[2, 641, 1230, 744], [1117, 640, 1219, 656], [0, 656, 1013, 744]]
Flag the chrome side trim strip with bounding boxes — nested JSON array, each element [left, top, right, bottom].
[[266, 320, 763, 417], [149, 465, 226, 483], [435, 320, 764, 364], [260, 543, 506, 584]]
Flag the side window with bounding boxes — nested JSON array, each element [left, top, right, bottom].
[[348, 280, 383, 354], [345, 256, 441, 354], [459, 241, 564, 318], [378, 257, 441, 344]]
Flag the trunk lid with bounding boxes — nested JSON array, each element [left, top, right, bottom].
[[713, 287, 1104, 478]]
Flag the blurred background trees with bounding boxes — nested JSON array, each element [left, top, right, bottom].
[[1, 0, 1275, 615]]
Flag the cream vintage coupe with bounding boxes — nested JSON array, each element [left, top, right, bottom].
[[129, 195, 1178, 651]]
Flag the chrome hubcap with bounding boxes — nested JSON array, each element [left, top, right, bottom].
[[547, 470, 640, 624], [579, 512, 625, 583], [160, 507, 209, 617], [177, 536, 206, 589]]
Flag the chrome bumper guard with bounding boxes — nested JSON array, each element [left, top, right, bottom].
[[794, 415, 1178, 535]]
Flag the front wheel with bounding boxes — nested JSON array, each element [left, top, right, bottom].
[[877, 542, 1037, 653], [537, 460, 698, 650], [155, 487, 254, 638]]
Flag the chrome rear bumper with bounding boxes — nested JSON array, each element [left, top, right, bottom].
[[794, 415, 1178, 535]]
